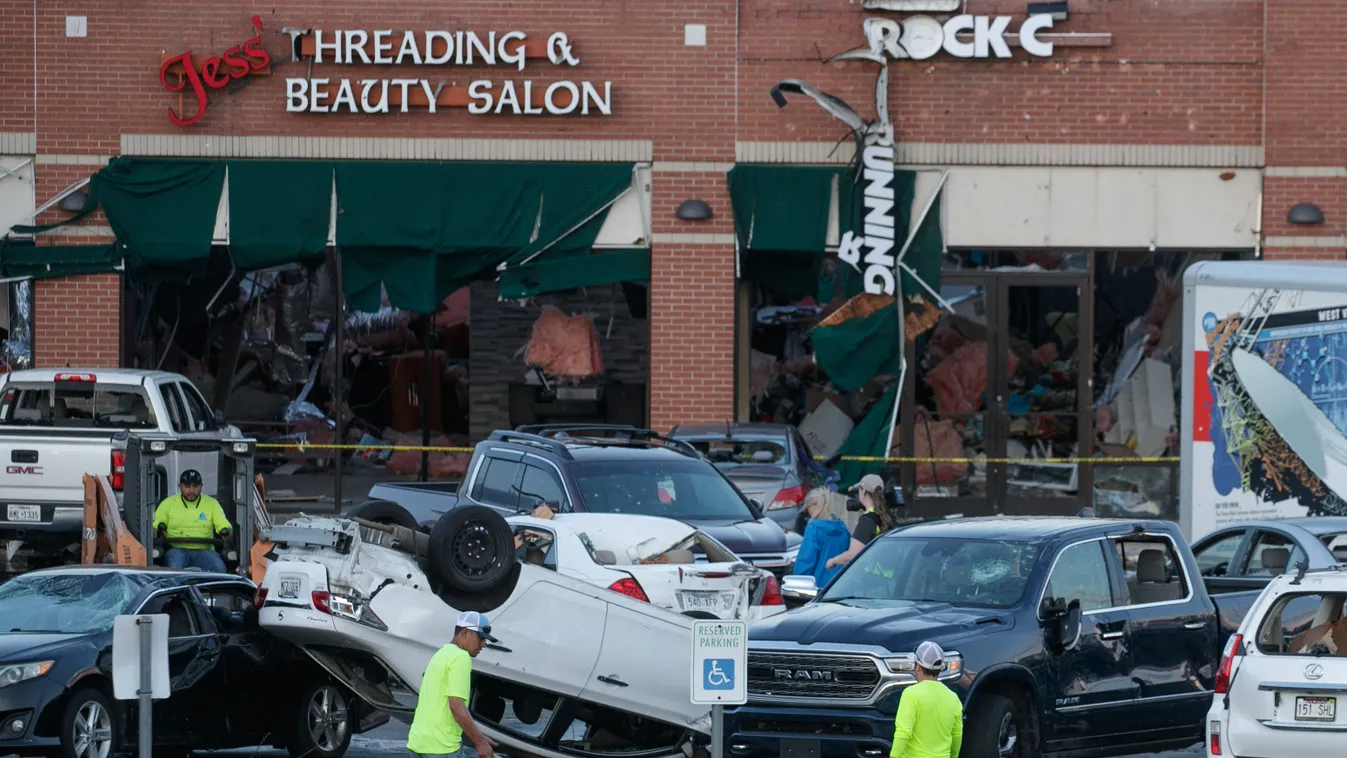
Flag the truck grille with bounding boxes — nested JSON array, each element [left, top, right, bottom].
[[747, 651, 881, 700]]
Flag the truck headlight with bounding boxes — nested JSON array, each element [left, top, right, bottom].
[[0, 661, 52, 688], [884, 653, 963, 681]]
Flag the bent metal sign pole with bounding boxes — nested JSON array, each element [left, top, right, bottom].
[[769, 12, 1067, 462]]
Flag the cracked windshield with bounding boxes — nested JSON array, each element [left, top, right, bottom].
[[0, 572, 139, 634], [820, 537, 1044, 608]]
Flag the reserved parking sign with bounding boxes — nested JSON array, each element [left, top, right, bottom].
[[691, 620, 747, 705]]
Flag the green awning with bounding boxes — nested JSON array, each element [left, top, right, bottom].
[[68, 157, 634, 310], [0, 239, 120, 280], [728, 165, 844, 300], [227, 161, 332, 271], [91, 157, 225, 281], [335, 161, 633, 312], [499, 248, 650, 299]]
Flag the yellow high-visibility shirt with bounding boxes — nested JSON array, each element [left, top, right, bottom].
[[890, 680, 963, 758], [407, 643, 473, 754], [152, 494, 231, 550]]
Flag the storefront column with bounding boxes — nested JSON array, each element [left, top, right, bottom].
[[34, 273, 120, 367], [648, 166, 736, 430]]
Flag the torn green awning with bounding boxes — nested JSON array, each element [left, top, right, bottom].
[[91, 157, 225, 280], [499, 248, 649, 300], [728, 164, 844, 300], [0, 239, 120, 280], [227, 161, 332, 271], [335, 160, 633, 312], [81, 157, 633, 309]]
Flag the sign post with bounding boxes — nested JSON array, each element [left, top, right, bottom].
[[691, 620, 748, 758], [113, 614, 171, 758]]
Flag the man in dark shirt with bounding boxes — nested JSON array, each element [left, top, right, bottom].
[[826, 474, 891, 571]]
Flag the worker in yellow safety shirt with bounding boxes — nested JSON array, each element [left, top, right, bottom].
[[408, 611, 500, 758], [891, 641, 963, 758], [152, 468, 232, 574]]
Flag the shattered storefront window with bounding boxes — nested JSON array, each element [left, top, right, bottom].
[[1093, 464, 1176, 521], [2, 279, 33, 373]]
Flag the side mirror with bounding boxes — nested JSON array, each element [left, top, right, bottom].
[[747, 498, 765, 518], [780, 574, 818, 606], [1043, 598, 1082, 653]]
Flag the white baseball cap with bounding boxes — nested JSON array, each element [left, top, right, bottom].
[[456, 610, 498, 642], [915, 640, 945, 671]]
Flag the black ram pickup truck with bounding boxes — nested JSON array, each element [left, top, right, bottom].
[[728, 517, 1265, 758]]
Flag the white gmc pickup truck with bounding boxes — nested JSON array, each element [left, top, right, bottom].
[[0, 369, 235, 574]]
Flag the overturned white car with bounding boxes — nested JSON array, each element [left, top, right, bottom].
[[509, 511, 785, 622], [257, 506, 717, 758]]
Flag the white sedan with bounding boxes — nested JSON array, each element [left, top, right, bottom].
[[506, 511, 786, 622], [257, 508, 717, 758]]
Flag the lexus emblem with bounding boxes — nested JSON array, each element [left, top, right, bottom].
[[1305, 663, 1324, 680]]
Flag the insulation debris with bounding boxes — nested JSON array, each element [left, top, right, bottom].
[[524, 306, 605, 378]]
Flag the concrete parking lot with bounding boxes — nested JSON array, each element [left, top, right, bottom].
[[215, 719, 1206, 758]]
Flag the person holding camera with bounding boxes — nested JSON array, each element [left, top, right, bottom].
[[825, 474, 893, 571]]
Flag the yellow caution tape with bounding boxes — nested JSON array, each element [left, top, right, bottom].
[[254, 442, 1176, 464]]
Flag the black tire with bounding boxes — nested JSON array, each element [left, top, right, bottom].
[[58, 687, 118, 758], [288, 681, 353, 758], [963, 693, 1030, 758], [345, 500, 418, 530], [435, 561, 521, 613], [427, 505, 515, 594]]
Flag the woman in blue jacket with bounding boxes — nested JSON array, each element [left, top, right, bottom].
[[791, 488, 853, 588]]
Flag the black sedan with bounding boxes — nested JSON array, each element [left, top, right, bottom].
[[0, 565, 383, 758]]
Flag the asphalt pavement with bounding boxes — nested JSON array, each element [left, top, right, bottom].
[[214, 718, 1206, 758]]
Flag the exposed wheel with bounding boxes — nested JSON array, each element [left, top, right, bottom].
[[58, 688, 117, 758], [436, 561, 521, 613], [964, 693, 1030, 758], [345, 500, 418, 530], [288, 681, 353, 758], [427, 505, 515, 594]]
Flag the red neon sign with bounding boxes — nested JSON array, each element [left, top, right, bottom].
[[160, 16, 272, 127]]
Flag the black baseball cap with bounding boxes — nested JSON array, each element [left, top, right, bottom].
[[180, 469, 203, 486]]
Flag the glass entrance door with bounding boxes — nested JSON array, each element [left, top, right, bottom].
[[900, 275, 997, 518], [994, 274, 1092, 514]]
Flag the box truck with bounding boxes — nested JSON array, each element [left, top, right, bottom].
[[1181, 260, 1347, 539]]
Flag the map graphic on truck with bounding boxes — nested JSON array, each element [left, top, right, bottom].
[[1191, 284, 1347, 537]]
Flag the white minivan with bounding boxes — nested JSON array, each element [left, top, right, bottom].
[[1206, 565, 1347, 756]]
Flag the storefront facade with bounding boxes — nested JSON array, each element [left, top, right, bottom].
[[0, 1, 1343, 510]]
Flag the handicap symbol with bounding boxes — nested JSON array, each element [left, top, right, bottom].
[[703, 658, 734, 690]]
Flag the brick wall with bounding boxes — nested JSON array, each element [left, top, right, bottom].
[[468, 280, 649, 442], [33, 273, 119, 367], [1263, 0, 1347, 260]]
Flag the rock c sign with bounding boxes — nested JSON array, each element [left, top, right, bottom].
[[160, 16, 272, 127]]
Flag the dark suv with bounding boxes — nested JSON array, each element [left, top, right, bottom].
[[351, 425, 800, 576]]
